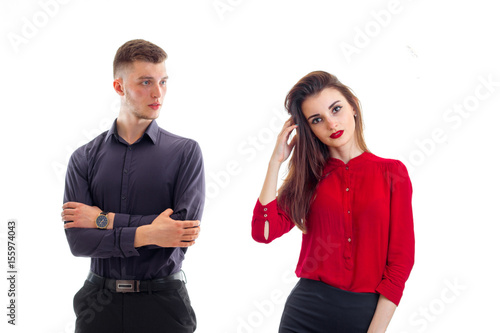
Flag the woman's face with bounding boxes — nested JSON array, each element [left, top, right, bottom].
[[301, 88, 358, 158]]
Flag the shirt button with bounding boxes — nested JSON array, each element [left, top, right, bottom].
[[124, 169, 128, 174], [122, 196, 126, 200], [128, 147, 132, 151], [346, 188, 349, 191], [348, 238, 351, 242]]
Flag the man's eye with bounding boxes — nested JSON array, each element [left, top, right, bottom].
[[142, 81, 150, 85]]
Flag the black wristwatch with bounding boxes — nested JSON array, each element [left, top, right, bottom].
[[95, 212, 109, 230]]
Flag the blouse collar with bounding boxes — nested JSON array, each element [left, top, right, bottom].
[[322, 151, 371, 176]]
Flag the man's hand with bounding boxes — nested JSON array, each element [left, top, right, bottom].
[[62, 202, 103, 229], [135, 208, 201, 248]]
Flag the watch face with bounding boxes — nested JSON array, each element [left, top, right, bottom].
[[96, 215, 108, 229]]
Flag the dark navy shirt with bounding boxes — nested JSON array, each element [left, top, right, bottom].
[[64, 119, 205, 280]]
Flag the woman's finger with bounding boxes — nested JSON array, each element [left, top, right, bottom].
[[282, 124, 298, 142], [288, 133, 297, 149]]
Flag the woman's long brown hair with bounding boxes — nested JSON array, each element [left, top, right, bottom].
[[277, 71, 368, 233]]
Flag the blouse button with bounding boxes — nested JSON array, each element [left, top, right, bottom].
[[346, 166, 349, 170], [264, 214, 267, 217], [346, 188, 349, 191], [347, 210, 351, 214], [263, 208, 267, 211], [348, 238, 351, 242]]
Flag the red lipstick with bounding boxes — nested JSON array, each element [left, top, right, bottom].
[[330, 130, 344, 139]]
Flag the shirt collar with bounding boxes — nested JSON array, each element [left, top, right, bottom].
[[105, 119, 159, 145], [144, 120, 159, 144], [104, 120, 117, 142], [322, 151, 371, 176]]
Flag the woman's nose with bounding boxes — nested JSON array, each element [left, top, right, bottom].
[[325, 114, 338, 130]]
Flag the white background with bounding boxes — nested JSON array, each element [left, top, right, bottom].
[[1, 0, 499, 332]]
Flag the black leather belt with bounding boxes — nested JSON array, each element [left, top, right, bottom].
[[86, 270, 186, 293]]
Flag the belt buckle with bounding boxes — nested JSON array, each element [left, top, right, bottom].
[[116, 280, 140, 293]]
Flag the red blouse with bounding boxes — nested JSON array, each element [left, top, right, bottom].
[[252, 152, 415, 306]]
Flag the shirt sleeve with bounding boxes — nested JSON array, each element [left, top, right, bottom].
[[63, 147, 140, 258], [252, 198, 295, 243], [375, 160, 415, 306], [112, 214, 157, 228], [168, 140, 205, 222]]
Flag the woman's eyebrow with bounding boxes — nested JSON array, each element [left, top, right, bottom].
[[307, 100, 341, 120], [328, 100, 340, 110]]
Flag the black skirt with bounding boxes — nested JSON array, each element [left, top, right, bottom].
[[279, 278, 379, 333]]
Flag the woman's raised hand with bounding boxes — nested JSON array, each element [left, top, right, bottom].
[[271, 117, 298, 165]]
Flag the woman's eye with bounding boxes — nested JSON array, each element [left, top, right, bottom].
[[311, 118, 322, 124], [333, 106, 342, 113]]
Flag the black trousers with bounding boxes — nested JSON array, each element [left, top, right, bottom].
[[279, 278, 379, 333], [73, 278, 196, 333]]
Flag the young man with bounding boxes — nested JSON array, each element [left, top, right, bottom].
[[62, 39, 205, 333]]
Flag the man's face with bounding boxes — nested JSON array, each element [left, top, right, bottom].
[[117, 61, 168, 121]]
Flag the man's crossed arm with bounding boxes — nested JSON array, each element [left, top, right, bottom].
[[62, 202, 200, 248]]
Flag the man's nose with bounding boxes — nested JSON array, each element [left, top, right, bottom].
[[151, 84, 163, 99]]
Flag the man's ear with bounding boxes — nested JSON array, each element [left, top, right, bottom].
[[113, 78, 125, 96]]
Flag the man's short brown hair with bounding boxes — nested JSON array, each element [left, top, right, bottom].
[[113, 39, 167, 78]]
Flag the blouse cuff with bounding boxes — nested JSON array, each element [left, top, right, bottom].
[[254, 198, 278, 212], [375, 279, 404, 306], [252, 198, 277, 243]]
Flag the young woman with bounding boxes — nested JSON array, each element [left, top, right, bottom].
[[251, 71, 415, 332]]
